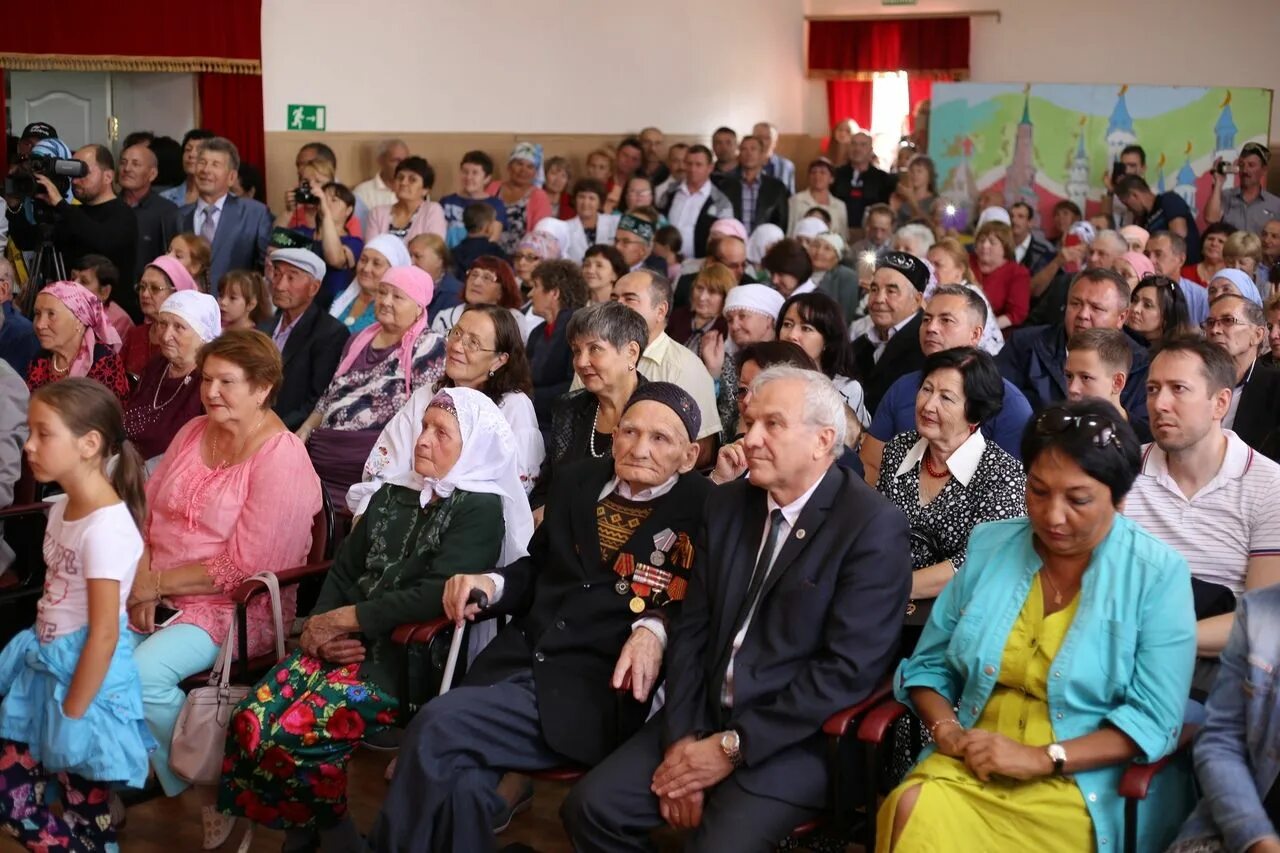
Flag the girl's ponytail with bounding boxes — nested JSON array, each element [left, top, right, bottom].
[[111, 439, 147, 531]]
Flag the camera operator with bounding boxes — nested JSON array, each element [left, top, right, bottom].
[[118, 140, 182, 270], [27, 145, 141, 322]]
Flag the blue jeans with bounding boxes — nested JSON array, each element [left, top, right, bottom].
[[128, 624, 219, 797]]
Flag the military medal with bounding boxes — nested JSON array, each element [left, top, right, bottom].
[[629, 597, 646, 613], [615, 579, 631, 595], [651, 529, 677, 566]]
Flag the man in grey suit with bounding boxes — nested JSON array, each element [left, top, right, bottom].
[[179, 137, 271, 294], [564, 366, 911, 851]]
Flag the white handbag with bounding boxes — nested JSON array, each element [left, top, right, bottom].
[[168, 572, 287, 785]]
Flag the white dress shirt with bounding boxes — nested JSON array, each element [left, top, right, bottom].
[[865, 313, 918, 363], [668, 181, 713, 255], [722, 472, 825, 707]]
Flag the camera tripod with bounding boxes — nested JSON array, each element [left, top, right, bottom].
[[16, 223, 67, 315]]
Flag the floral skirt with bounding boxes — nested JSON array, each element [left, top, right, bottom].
[[217, 649, 395, 830]]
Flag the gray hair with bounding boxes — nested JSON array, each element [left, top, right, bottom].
[[928, 284, 988, 327], [1093, 229, 1128, 255], [896, 223, 936, 257], [377, 138, 408, 158], [750, 365, 847, 457], [199, 137, 240, 172], [1212, 293, 1267, 327], [566, 301, 649, 356]]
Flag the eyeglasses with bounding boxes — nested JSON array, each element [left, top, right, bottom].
[[466, 269, 499, 284], [511, 252, 541, 263], [136, 282, 174, 296], [1202, 316, 1251, 332], [1034, 407, 1120, 450], [446, 326, 498, 354]]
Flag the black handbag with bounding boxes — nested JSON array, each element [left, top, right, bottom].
[[905, 525, 945, 626]]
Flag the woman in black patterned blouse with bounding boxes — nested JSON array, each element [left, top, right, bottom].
[[876, 346, 1027, 640]]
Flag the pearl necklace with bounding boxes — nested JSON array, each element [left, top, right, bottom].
[[588, 404, 607, 458], [50, 352, 70, 375]]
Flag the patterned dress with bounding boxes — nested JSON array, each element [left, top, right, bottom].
[[25, 344, 129, 401], [219, 485, 504, 830], [497, 195, 529, 256]]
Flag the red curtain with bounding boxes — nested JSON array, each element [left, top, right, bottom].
[[907, 77, 934, 132], [199, 74, 266, 174], [826, 80, 873, 134], [808, 17, 970, 77]]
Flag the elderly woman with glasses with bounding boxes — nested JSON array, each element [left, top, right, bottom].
[[119, 255, 201, 377], [430, 256, 527, 337], [879, 400, 1196, 853]]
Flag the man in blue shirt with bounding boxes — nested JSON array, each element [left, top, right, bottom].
[[438, 150, 508, 249], [1117, 174, 1201, 263], [861, 284, 1033, 484]]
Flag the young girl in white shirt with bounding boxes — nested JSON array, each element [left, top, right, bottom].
[[0, 378, 153, 852]]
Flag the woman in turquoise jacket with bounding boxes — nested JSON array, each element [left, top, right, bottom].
[[879, 399, 1197, 852]]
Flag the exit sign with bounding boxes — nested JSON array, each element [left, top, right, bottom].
[[287, 104, 326, 131]]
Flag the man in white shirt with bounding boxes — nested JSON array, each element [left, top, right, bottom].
[[659, 145, 734, 259], [352, 138, 408, 214], [372, 386, 711, 852], [565, 366, 910, 850], [1123, 337, 1280, 685]]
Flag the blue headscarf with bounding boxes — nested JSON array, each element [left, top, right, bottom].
[[18, 137, 76, 225], [1209, 268, 1263, 307], [509, 142, 545, 188]]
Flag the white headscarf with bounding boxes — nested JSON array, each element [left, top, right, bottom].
[[158, 290, 221, 342], [533, 217, 571, 259], [747, 223, 785, 265], [329, 234, 413, 318]]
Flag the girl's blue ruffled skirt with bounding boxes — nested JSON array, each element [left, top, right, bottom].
[[0, 618, 155, 788]]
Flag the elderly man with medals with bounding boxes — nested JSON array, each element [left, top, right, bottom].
[[370, 382, 712, 853]]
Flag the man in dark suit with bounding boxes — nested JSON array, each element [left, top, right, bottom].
[[179, 136, 272, 294], [370, 384, 712, 852], [851, 251, 929, 415], [1010, 200, 1055, 277], [564, 366, 911, 851], [718, 136, 789, 234], [1206, 293, 1280, 460], [117, 139, 182, 270], [999, 268, 1150, 435], [833, 131, 896, 234], [255, 248, 348, 430]]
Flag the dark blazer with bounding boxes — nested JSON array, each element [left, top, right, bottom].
[[997, 323, 1151, 439], [717, 172, 789, 233], [467, 458, 712, 766], [257, 301, 350, 430], [851, 311, 926, 416], [180, 194, 273, 293], [832, 163, 897, 229], [1019, 234, 1056, 277], [816, 265, 862, 326], [662, 465, 911, 808], [1233, 362, 1280, 461], [133, 190, 183, 270], [525, 307, 576, 429]]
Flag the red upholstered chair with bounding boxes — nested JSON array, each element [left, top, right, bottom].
[[856, 701, 1201, 853]]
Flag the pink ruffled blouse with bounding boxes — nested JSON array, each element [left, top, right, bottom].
[[143, 417, 322, 658]]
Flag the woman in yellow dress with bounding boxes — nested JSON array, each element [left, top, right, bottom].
[[878, 399, 1197, 852]]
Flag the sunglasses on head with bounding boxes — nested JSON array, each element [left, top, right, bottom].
[[1034, 407, 1121, 450]]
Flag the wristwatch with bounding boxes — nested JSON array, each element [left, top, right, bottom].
[[719, 730, 743, 768], [1046, 742, 1067, 776]]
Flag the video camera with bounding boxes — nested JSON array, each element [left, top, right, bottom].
[[4, 153, 87, 200]]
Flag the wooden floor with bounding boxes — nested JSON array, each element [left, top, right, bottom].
[[0, 748, 867, 851]]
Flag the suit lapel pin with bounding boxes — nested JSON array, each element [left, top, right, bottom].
[[796, 529, 806, 539]]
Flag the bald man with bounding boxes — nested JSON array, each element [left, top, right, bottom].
[[118, 141, 182, 269]]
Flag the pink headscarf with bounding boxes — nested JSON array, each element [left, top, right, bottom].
[[41, 281, 123, 377], [709, 218, 749, 242], [1121, 251, 1155, 281], [336, 266, 434, 394], [147, 254, 199, 294]]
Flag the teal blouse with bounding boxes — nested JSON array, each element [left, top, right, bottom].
[[896, 514, 1197, 852]]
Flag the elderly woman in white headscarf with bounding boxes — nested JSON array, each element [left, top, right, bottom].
[[218, 387, 534, 852], [746, 223, 785, 279], [123, 290, 220, 463], [299, 265, 447, 506], [329, 234, 412, 333]]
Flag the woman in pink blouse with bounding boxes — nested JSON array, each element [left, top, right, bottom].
[[125, 329, 322, 810], [366, 156, 446, 244]]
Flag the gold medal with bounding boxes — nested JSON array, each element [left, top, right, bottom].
[[629, 596, 646, 613]]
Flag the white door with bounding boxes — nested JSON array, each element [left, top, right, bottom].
[[111, 73, 197, 146], [7, 71, 111, 151]]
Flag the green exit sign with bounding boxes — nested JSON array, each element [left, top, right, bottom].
[[287, 104, 326, 131]]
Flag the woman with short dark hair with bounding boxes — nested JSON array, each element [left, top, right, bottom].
[[565, 178, 619, 262], [876, 347, 1026, 629], [761, 238, 815, 300], [972, 220, 1031, 329], [879, 398, 1196, 853], [367, 156, 446, 243], [582, 244, 628, 305], [525, 259, 589, 427]]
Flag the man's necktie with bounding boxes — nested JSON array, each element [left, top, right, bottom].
[[200, 206, 218, 243]]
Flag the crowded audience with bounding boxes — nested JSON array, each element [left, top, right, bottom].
[[4, 108, 1280, 853]]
